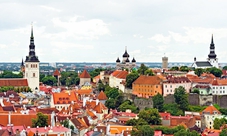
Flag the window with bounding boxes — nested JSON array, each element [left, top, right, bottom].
[[213, 87, 215, 89], [224, 91, 225, 93], [167, 90, 169, 92], [170, 90, 172, 92], [165, 85, 167, 88], [31, 64, 32, 68], [26, 64, 28, 68], [223, 87, 225, 89], [170, 85, 172, 88], [213, 91, 215, 93], [216, 87, 218, 89], [220, 87, 222, 89], [33, 73, 35, 77], [156, 85, 158, 88], [220, 91, 222, 93]]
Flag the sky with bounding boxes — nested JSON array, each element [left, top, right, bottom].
[[1, 0, 227, 63]]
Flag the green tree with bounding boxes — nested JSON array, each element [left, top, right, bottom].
[[41, 76, 57, 86], [174, 86, 189, 111], [164, 103, 183, 116], [191, 88, 200, 94], [138, 63, 149, 75], [180, 66, 189, 72], [223, 66, 227, 70], [105, 87, 119, 98], [61, 119, 69, 128], [126, 72, 139, 89], [208, 67, 222, 77], [220, 108, 227, 115], [105, 98, 116, 109], [144, 69, 154, 76], [170, 66, 179, 71], [131, 125, 154, 136], [126, 118, 148, 126], [40, 74, 45, 82], [174, 129, 200, 136], [195, 68, 204, 77], [115, 93, 124, 108], [152, 93, 164, 112], [220, 129, 227, 136], [213, 118, 227, 129], [138, 108, 161, 125], [119, 101, 139, 113], [32, 112, 48, 127]]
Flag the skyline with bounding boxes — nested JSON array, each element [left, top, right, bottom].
[[1, 1, 227, 63]]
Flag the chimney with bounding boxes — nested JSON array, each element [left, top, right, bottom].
[[8, 111, 11, 126], [96, 99, 99, 105], [68, 91, 71, 96]]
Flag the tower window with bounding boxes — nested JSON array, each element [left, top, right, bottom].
[[33, 73, 35, 77], [26, 64, 28, 68]]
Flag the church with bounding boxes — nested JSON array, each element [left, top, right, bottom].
[[21, 25, 40, 92], [191, 35, 219, 69], [115, 47, 136, 71]]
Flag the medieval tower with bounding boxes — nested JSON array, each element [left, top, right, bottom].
[[162, 54, 168, 69]]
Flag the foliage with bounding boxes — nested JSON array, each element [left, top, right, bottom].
[[0, 86, 31, 93], [32, 112, 48, 127], [138, 108, 161, 125], [213, 104, 221, 110], [206, 67, 222, 77], [89, 68, 105, 78], [195, 68, 204, 77], [213, 118, 227, 129], [164, 103, 183, 116], [60, 71, 79, 86], [126, 72, 139, 89], [105, 98, 116, 109], [105, 87, 119, 98], [174, 86, 189, 111], [180, 66, 189, 72], [144, 69, 154, 76], [138, 63, 149, 75], [119, 100, 139, 113], [126, 118, 148, 126], [220, 108, 227, 115], [40, 74, 45, 82], [170, 66, 179, 71], [115, 93, 124, 108], [41, 75, 57, 86], [188, 105, 207, 112], [174, 129, 200, 136], [61, 119, 69, 128], [191, 88, 200, 94], [0, 71, 23, 78], [223, 66, 227, 70], [220, 129, 227, 136], [131, 125, 154, 136], [152, 93, 164, 112], [70, 125, 74, 131], [153, 125, 185, 135]]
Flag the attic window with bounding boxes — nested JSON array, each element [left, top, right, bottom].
[[57, 101, 60, 104], [59, 98, 62, 100], [68, 101, 71, 104], [63, 98, 65, 100], [63, 101, 66, 104], [66, 98, 69, 100]]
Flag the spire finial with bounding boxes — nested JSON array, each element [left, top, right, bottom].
[[31, 22, 33, 38], [211, 34, 214, 44], [125, 46, 127, 51]]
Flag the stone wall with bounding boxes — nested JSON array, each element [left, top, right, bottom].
[[164, 95, 175, 104], [213, 95, 227, 108], [134, 98, 153, 110], [188, 93, 199, 105], [199, 95, 213, 106]]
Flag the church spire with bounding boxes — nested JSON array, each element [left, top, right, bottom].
[[21, 58, 24, 66], [208, 34, 217, 59]]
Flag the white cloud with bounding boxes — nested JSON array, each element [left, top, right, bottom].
[[0, 44, 6, 48], [130, 49, 141, 54], [149, 34, 171, 44], [51, 41, 94, 50], [40, 5, 61, 12]]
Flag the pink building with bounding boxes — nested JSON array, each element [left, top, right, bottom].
[[163, 76, 191, 96]]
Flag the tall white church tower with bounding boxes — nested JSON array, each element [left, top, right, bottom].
[[24, 24, 40, 92]]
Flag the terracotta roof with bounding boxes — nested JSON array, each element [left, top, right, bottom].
[[159, 112, 171, 120], [212, 79, 227, 86], [165, 76, 190, 83], [0, 79, 28, 87], [85, 101, 97, 109], [80, 70, 91, 78], [71, 117, 88, 130], [202, 105, 221, 114], [133, 75, 162, 85], [111, 70, 128, 79], [52, 92, 78, 104], [86, 109, 98, 120], [93, 102, 108, 113], [36, 108, 59, 114], [53, 69, 61, 76], [170, 115, 195, 128], [74, 89, 92, 95], [97, 91, 108, 100]]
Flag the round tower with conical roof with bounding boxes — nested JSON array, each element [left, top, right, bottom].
[[162, 53, 168, 69]]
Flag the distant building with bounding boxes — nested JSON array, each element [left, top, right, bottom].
[[162, 54, 168, 69], [192, 35, 219, 68], [24, 25, 40, 92], [79, 70, 91, 86], [116, 47, 136, 71]]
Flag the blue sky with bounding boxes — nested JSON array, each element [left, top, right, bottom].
[[1, 0, 227, 63]]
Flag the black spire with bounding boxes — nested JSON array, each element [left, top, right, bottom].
[[25, 23, 39, 62], [21, 58, 24, 66], [132, 57, 136, 63], [208, 34, 217, 59], [123, 46, 130, 58], [116, 57, 120, 63]]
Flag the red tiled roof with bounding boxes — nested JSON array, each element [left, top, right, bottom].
[[166, 76, 190, 83], [74, 89, 92, 95], [80, 70, 91, 78], [86, 109, 98, 120], [53, 92, 78, 104], [93, 102, 108, 113], [159, 112, 171, 120], [97, 91, 108, 100], [202, 105, 221, 114], [133, 75, 162, 85], [111, 70, 128, 79], [0, 79, 28, 87], [170, 115, 195, 128], [53, 69, 60, 76]]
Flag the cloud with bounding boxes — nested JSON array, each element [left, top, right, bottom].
[[51, 41, 94, 50], [40, 5, 61, 12], [130, 49, 141, 54], [133, 34, 144, 39], [149, 34, 171, 44], [0, 44, 6, 48]]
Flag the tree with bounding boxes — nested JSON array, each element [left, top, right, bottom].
[[195, 68, 204, 77], [213, 118, 227, 129], [223, 66, 227, 70], [105, 98, 116, 109], [131, 125, 154, 136], [138, 108, 161, 125], [152, 93, 164, 112], [208, 67, 222, 77], [144, 69, 154, 76], [119, 101, 139, 113], [126, 118, 148, 126], [126, 72, 139, 89], [105, 87, 119, 98], [180, 66, 189, 72], [191, 88, 200, 94], [61, 119, 69, 128], [40, 74, 45, 82], [41, 76, 57, 86], [32, 112, 48, 127], [220, 108, 227, 115], [170, 66, 179, 71], [138, 63, 149, 75], [220, 129, 227, 136], [174, 129, 200, 136], [115, 93, 124, 108], [174, 86, 189, 111]]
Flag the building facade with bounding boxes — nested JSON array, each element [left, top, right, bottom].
[[24, 25, 40, 92], [162, 55, 168, 69]]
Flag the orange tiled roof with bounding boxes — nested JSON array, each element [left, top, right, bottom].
[[86, 101, 97, 109], [212, 79, 227, 86], [53, 92, 78, 104], [86, 109, 98, 120], [97, 91, 108, 100], [170, 115, 195, 128], [93, 102, 108, 113], [0, 79, 28, 87], [53, 69, 60, 76], [74, 89, 92, 95], [80, 70, 91, 78], [202, 105, 221, 114], [111, 70, 128, 79], [133, 75, 162, 85]]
